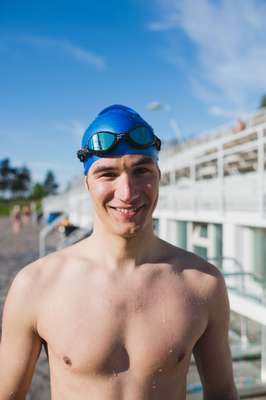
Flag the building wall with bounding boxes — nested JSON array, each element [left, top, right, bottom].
[[155, 215, 266, 287], [156, 217, 223, 268], [253, 227, 266, 280]]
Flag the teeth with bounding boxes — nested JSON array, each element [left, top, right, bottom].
[[116, 207, 138, 214]]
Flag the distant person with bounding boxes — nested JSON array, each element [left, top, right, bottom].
[[233, 119, 246, 133], [30, 202, 37, 225], [36, 208, 43, 225], [58, 217, 78, 237], [0, 105, 239, 399], [9, 204, 21, 234], [21, 205, 31, 225]]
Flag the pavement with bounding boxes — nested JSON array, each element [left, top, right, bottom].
[[0, 217, 50, 400]]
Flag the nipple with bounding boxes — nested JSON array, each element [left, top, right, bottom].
[[63, 356, 72, 366]]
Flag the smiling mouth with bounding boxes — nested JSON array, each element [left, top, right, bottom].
[[109, 205, 144, 215]]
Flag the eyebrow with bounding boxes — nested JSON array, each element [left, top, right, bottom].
[[92, 165, 117, 175], [92, 157, 155, 175], [130, 158, 155, 167]]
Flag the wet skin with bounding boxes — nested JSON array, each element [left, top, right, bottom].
[[0, 155, 238, 400], [37, 246, 210, 400]]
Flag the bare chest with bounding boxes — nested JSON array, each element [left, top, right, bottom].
[[38, 276, 207, 377]]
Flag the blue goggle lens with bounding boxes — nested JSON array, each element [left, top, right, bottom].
[[129, 127, 154, 146], [88, 132, 115, 151], [88, 127, 154, 152]]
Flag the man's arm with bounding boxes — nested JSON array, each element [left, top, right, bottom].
[[193, 269, 239, 400], [0, 266, 42, 400]]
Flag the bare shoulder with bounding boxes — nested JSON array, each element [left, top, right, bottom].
[[5, 247, 77, 309], [157, 238, 226, 299], [4, 253, 57, 307], [10, 239, 95, 300], [1, 255, 58, 337]]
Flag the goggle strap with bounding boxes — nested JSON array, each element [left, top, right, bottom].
[[155, 137, 161, 151], [77, 146, 92, 162]]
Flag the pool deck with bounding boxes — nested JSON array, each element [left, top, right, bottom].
[[0, 217, 50, 400]]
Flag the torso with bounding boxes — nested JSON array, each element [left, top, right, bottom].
[[35, 240, 214, 400]]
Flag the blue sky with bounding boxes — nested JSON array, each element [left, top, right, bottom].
[[1, 0, 266, 190]]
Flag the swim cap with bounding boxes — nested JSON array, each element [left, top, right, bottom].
[[79, 105, 160, 175]]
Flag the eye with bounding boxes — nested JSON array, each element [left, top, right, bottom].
[[134, 167, 152, 176], [99, 171, 117, 179]]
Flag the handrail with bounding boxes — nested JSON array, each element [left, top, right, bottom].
[[207, 256, 244, 273], [207, 256, 266, 302], [223, 272, 266, 289], [39, 213, 67, 258]]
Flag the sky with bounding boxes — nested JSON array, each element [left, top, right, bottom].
[[1, 0, 266, 190]]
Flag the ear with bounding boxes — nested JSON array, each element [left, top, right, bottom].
[[84, 175, 89, 192]]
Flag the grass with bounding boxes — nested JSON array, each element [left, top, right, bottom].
[[0, 198, 42, 217]]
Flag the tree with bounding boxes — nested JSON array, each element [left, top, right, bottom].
[[0, 158, 11, 195], [31, 183, 46, 199], [43, 170, 58, 196], [259, 95, 266, 108], [0, 159, 32, 199], [10, 166, 31, 197], [0, 158, 18, 198]]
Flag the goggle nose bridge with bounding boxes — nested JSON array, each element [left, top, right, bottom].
[[115, 133, 126, 140]]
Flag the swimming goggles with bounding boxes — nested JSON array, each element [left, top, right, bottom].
[[77, 127, 161, 162]]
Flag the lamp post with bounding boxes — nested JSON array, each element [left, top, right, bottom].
[[146, 101, 183, 143]]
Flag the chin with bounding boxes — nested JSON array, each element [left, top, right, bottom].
[[112, 222, 144, 238]]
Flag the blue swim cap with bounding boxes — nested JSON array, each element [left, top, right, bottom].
[[79, 105, 160, 175]]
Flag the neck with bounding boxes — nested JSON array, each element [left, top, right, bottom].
[[89, 218, 158, 271]]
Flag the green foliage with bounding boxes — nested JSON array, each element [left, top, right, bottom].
[[10, 166, 31, 194], [0, 159, 31, 197], [31, 183, 46, 199], [259, 95, 266, 108], [0, 158, 13, 192], [43, 170, 58, 196], [0, 200, 11, 216], [0, 158, 59, 200]]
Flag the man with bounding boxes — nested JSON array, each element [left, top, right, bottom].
[[0, 105, 238, 399]]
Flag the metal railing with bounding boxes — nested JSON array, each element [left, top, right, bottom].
[[39, 213, 67, 257], [208, 256, 266, 304], [157, 121, 266, 220]]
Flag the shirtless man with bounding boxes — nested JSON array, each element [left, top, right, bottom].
[[0, 105, 238, 399]]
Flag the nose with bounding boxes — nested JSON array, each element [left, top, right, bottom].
[[116, 173, 140, 203]]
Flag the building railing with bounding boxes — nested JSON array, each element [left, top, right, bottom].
[[156, 172, 264, 220], [157, 121, 266, 221]]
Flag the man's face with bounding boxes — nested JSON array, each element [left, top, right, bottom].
[[85, 155, 160, 238]]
